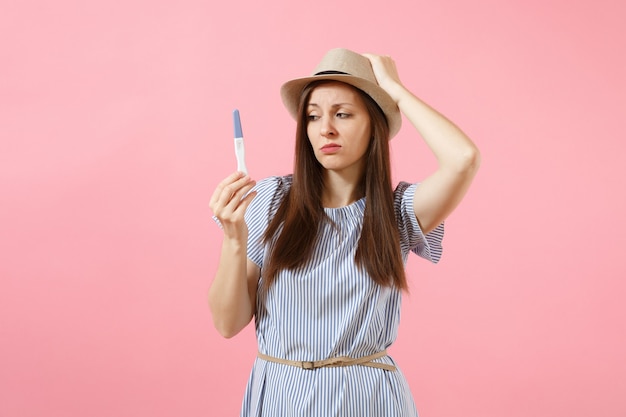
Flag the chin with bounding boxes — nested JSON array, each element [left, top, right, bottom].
[[320, 162, 345, 171]]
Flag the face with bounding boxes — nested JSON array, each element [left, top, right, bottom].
[[306, 82, 371, 178]]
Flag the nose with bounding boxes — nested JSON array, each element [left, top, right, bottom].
[[320, 117, 336, 137]]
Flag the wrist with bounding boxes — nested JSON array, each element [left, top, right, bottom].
[[222, 235, 248, 253], [382, 81, 407, 104]]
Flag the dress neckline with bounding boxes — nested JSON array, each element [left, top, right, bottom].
[[323, 197, 366, 220]]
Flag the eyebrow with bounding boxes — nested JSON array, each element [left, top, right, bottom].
[[307, 103, 353, 108]]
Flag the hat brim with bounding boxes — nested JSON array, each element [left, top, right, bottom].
[[280, 74, 402, 139]]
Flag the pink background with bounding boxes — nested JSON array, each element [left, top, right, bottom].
[[1, 0, 625, 416]]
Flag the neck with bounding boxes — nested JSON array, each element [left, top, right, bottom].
[[321, 169, 364, 208]]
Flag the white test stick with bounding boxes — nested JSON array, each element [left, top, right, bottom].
[[233, 109, 248, 175]]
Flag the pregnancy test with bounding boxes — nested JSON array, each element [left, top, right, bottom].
[[233, 109, 248, 175]]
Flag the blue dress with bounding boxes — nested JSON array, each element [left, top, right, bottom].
[[238, 175, 444, 416]]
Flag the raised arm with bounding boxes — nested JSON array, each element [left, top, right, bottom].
[[208, 171, 260, 338], [364, 53, 481, 234]]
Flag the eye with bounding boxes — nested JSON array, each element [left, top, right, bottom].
[[336, 112, 351, 119], [307, 114, 320, 121]]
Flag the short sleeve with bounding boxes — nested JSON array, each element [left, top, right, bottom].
[[244, 176, 289, 267], [394, 181, 444, 263]]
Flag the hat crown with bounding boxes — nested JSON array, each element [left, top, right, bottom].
[[312, 48, 376, 84]]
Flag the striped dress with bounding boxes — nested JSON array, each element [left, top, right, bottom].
[[239, 175, 444, 416]]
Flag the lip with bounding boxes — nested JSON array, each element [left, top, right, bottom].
[[321, 144, 341, 154]]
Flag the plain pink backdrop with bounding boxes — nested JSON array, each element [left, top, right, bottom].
[[1, 0, 625, 416]]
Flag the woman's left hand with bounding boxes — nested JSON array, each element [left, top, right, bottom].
[[362, 53, 405, 103]]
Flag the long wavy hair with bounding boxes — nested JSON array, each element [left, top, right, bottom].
[[262, 81, 407, 291]]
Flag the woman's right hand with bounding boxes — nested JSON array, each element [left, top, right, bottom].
[[209, 171, 259, 338], [209, 171, 257, 242]]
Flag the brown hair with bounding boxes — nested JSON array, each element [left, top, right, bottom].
[[262, 81, 407, 291]]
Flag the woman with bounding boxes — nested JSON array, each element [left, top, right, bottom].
[[209, 48, 480, 416]]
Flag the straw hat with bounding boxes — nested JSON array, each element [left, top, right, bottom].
[[280, 48, 402, 139]]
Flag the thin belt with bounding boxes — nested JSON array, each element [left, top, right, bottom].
[[257, 349, 396, 372]]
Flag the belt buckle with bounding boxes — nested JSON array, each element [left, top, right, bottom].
[[301, 361, 315, 370]]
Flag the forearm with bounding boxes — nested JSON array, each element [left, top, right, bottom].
[[208, 238, 255, 338], [392, 84, 480, 172]]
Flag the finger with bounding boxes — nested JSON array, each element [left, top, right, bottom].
[[210, 171, 245, 207], [232, 190, 258, 217], [361, 53, 380, 67], [215, 182, 256, 224], [212, 173, 252, 209], [220, 175, 254, 208], [225, 180, 257, 212]]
